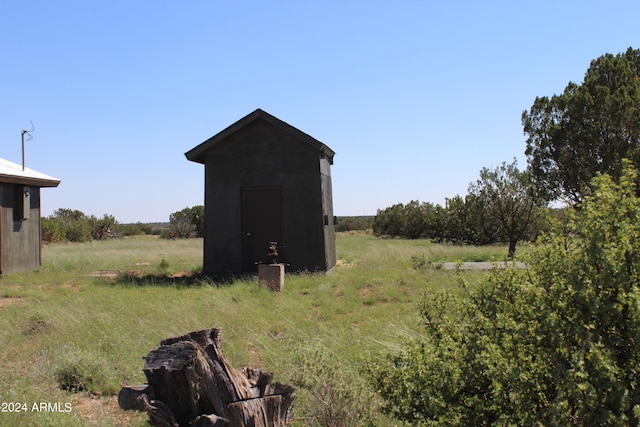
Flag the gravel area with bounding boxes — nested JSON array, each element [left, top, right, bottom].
[[441, 261, 527, 270]]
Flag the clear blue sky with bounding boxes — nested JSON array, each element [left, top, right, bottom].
[[1, 1, 638, 223]]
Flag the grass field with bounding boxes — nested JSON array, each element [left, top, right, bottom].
[[0, 233, 513, 426]]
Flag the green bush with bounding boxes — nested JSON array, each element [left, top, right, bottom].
[[335, 216, 373, 232], [54, 346, 120, 395], [163, 205, 204, 238], [121, 222, 157, 236], [41, 217, 65, 243], [158, 257, 170, 275], [42, 209, 125, 242], [367, 161, 640, 425], [40, 209, 171, 242], [372, 203, 409, 237], [161, 216, 196, 239]]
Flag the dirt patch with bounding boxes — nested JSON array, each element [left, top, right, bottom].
[[359, 284, 374, 298], [89, 270, 120, 278], [23, 317, 50, 335], [441, 261, 528, 270], [0, 296, 24, 309], [60, 282, 81, 292], [335, 259, 355, 268], [72, 394, 140, 426], [88, 270, 142, 278], [247, 342, 263, 368], [167, 271, 193, 279]]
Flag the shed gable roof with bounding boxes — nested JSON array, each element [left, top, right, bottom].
[[0, 157, 60, 187], [185, 109, 335, 164]]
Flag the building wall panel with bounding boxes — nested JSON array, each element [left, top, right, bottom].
[[0, 184, 41, 274]]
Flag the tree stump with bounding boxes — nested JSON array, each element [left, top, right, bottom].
[[119, 328, 295, 427]]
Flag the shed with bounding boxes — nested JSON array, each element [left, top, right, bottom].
[[185, 109, 336, 275], [0, 157, 60, 274]]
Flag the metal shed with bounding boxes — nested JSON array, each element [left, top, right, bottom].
[[0, 157, 60, 274], [185, 109, 336, 275]]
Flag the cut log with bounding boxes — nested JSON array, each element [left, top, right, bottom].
[[119, 327, 295, 427], [118, 384, 154, 411], [192, 414, 229, 427]]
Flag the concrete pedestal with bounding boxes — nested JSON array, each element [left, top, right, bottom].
[[258, 263, 285, 292]]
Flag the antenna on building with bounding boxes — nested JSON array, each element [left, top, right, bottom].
[[21, 121, 34, 171]]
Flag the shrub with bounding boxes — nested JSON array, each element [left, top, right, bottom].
[[158, 257, 170, 275], [165, 206, 204, 238], [54, 346, 120, 395], [41, 217, 64, 243], [42, 209, 125, 242], [121, 222, 155, 236], [161, 216, 196, 239], [367, 161, 640, 425], [373, 203, 408, 238], [335, 216, 373, 232]]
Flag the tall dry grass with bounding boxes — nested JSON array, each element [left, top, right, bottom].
[[0, 234, 503, 426]]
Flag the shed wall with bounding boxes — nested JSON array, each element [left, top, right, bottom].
[[320, 157, 336, 269], [0, 184, 42, 274], [202, 119, 331, 274]]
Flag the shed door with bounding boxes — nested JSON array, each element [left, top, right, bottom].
[[243, 188, 283, 271]]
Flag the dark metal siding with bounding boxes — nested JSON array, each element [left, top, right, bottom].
[[0, 184, 41, 274], [201, 118, 334, 274]]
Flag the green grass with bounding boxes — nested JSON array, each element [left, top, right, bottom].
[[0, 233, 507, 426]]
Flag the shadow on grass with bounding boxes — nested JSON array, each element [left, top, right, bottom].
[[95, 272, 258, 288]]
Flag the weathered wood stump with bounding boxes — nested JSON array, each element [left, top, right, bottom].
[[119, 328, 295, 427]]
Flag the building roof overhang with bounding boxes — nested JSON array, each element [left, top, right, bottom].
[[0, 157, 61, 187]]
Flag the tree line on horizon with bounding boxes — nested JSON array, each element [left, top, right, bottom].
[[41, 205, 205, 243], [373, 47, 640, 260], [372, 159, 548, 258], [40, 205, 376, 244]]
